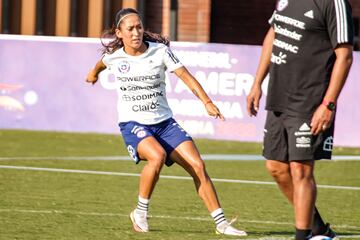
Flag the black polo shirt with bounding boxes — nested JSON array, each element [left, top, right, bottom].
[[266, 0, 354, 117]]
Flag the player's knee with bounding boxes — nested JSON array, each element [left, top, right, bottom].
[[147, 151, 167, 170], [194, 160, 206, 173], [191, 160, 207, 179]]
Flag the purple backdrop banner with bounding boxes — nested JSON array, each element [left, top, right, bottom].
[[0, 35, 359, 146]]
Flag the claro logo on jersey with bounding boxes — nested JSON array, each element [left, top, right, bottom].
[[132, 101, 160, 112], [118, 61, 130, 73], [117, 74, 161, 82], [271, 52, 287, 65]]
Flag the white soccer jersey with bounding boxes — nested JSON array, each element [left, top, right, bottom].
[[102, 42, 183, 124]]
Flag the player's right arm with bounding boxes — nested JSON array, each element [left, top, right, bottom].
[[246, 27, 274, 117], [86, 59, 107, 85]]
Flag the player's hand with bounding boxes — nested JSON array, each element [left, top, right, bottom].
[[310, 104, 334, 135], [205, 102, 225, 121], [247, 85, 262, 117], [86, 69, 99, 85]]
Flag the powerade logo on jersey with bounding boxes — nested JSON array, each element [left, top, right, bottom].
[[276, 0, 288, 11], [122, 91, 164, 101], [118, 61, 130, 73], [132, 101, 160, 112], [117, 74, 161, 82]]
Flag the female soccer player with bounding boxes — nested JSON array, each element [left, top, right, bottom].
[[86, 8, 246, 237]]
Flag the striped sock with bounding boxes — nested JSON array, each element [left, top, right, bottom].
[[136, 196, 149, 214], [211, 208, 227, 227]]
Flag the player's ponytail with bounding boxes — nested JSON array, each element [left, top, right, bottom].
[[143, 31, 170, 47]]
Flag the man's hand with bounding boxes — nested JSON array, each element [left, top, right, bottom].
[[247, 86, 262, 117], [310, 104, 334, 135]]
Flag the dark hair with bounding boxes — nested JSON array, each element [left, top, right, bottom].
[[101, 8, 170, 54]]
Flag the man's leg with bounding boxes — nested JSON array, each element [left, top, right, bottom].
[[266, 160, 294, 202], [266, 160, 331, 238], [290, 160, 316, 234], [267, 159, 315, 240]]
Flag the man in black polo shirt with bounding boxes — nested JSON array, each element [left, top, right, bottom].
[[247, 0, 354, 239]]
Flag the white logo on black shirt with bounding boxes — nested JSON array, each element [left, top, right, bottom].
[[271, 52, 287, 65], [304, 10, 314, 19], [277, 0, 288, 11]]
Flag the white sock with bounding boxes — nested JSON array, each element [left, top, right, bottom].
[[211, 208, 227, 227], [136, 195, 149, 214]]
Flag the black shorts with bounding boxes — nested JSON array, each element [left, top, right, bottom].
[[263, 111, 334, 161]]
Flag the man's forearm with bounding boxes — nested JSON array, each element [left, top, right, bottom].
[[323, 45, 353, 103]]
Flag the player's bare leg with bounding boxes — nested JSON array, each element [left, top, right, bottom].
[[130, 137, 166, 233], [170, 140, 247, 236]]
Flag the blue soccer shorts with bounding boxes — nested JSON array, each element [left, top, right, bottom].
[[119, 118, 193, 166]]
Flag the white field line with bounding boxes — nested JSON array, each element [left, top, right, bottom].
[[1, 208, 360, 232], [1, 165, 360, 191], [1, 154, 360, 161]]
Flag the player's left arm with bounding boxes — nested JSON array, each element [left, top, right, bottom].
[[310, 44, 353, 135], [174, 66, 225, 120], [86, 59, 107, 85]]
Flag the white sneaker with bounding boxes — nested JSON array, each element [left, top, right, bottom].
[[130, 210, 149, 232], [216, 219, 247, 236]]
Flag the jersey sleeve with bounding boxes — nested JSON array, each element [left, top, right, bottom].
[[322, 0, 354, 48], [101, 53, 110, 67], [163, 47, 183, 72]]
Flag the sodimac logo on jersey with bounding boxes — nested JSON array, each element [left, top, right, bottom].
[[122, 91, 164, 101]]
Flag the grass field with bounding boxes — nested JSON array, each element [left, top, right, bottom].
[[1, 130, 360, 239]]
